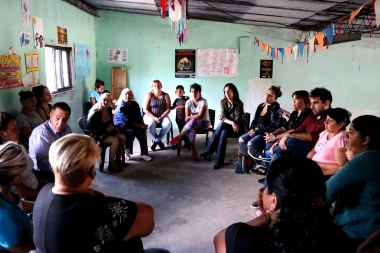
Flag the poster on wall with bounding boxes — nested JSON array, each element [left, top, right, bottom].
[[0, 55, 23, 90], [74, 43, 91, 79], [108, 48, 128, 63], [260, 60, 273, 78], [32, 17, 45, 49], [175, 49, 195, 78], [22, 0, 30, 26], [197, 49, 239, 77], [24, 52, 40, 89], [20, 31, 31, 47], [57, 26, 68, 45]]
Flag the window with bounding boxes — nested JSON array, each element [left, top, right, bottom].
[[45, 45, 74, 93]]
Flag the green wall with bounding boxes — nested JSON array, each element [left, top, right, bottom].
[[2, 3, 379, 132], [96, 11, 380, 127], [0, 0, 96, 132]]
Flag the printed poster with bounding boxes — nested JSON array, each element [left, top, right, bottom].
[[74, 43, 91, 79], [22, 0, 30, 26], [20, 31, 31, 47], [32, 17, 45, 49], [197, 49, 239, 77], [260, 60, 273, 78], [0, 55, 23, 90], [108, 48, 128, 63], [175, 49, 195, 78]]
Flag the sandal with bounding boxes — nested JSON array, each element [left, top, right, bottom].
[[170, 136, 180, 146], [251, 165, 267, 175], [191, 151, 199, 161]]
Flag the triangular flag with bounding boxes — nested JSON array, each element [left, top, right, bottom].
[[315, 32, 324, 51], [292, 44, 298, 60], [262, 42, 267, 51], [271, 48, 275, 59], [254, 37, 260, 46], [267, 46, 271, 56], [298, 43, 304, 58], [375, 0, 380, 27], [349, 3, 366, 25], [278, 48, 284, 63], [284, 47, 291, 62], [309, 37, 315, 53], [274, 47, 278, 60], [324, 24, 335, 45]]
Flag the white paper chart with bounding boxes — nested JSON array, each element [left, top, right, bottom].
[[197, 49, 239, 77]]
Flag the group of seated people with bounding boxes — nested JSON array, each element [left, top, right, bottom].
[[1, 79, 380, 252]]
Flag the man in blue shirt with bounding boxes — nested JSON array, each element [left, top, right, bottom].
[[29, 102, 72, 182]]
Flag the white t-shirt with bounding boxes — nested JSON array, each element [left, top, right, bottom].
[[185, 97, 210, 122]]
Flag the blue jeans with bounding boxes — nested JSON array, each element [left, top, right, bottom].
[[238, 133, 266, 151], [143, 115, 172, 142], [263, 137, 312, 187], [145, 248, 170, 253], [204, 122, 232, 164]]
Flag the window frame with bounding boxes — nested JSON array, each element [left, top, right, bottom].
[[44, 45, 74, 94]]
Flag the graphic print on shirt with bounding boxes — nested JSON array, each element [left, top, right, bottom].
[[109, 200, 129, 223]]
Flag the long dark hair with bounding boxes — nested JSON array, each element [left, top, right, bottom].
[[221, 83, 242, 108], [267, 156, 335, 253], [32, 85, 48, 105]]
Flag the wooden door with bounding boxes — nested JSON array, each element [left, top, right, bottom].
[[111, 67, 128, 101]]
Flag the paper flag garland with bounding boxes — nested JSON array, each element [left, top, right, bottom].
[[309, 37, 315, 53], [349, 3, 366, 25], [375, 0, 380, 27], [298, 43, 304, 58], [324, 24, 335, 46], [292, 44, 298, 60], [284, 47, 291, 62], [278, 48, 284, 63], [262, 42, 267, 51], [315, 32, 324, 51]]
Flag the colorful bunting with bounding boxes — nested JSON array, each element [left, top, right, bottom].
[[315, 32, 324, 51], [284, 47, 291, 62], [292, 44, 298, 60], [254, 37, 260, 46], [270, 47, 275, 59], [309, 37, 315, 53], [262, 42, 267, 51], [349, 3, 366, 25], [298, 43, 304, 58], [324, 24, 335, 46], [376, 0, 380, 27], [278, 48, 285, 63]]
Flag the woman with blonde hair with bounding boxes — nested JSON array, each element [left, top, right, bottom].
[[87, 93, 126, 172], [32, 134, 169, 253], [0, 141, 35, 252], [143, 80, 172, 151], [114, 88, 152, 161]]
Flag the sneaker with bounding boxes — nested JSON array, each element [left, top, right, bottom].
[[250, 200, 259, 209], [125, 152, 131, 161], [139, 155, 152, 161], [248, 149, 271, 162]]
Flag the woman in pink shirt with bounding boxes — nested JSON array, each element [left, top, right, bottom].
[[307, 108, 351, 176]]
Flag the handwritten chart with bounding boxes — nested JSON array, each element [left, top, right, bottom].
[[197, 49, 239, 77]]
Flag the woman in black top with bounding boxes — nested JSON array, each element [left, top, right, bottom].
[[87, 93, 126, 172], [238, 86, 282, 154], [214, 156, 345, 253], [200, 83, 246, 169], [32, 85, 53, 122]]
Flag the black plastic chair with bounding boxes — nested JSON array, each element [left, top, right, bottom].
[[78, 116, 110, 172], [141, 109, 173, 145], [176, 109, 215, 156]]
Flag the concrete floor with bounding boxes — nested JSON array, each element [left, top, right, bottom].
[[92, 131, 263, 253]]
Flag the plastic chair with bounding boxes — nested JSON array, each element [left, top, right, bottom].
[[176, 109, 216, 156], [78, 116, 110, 172]]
